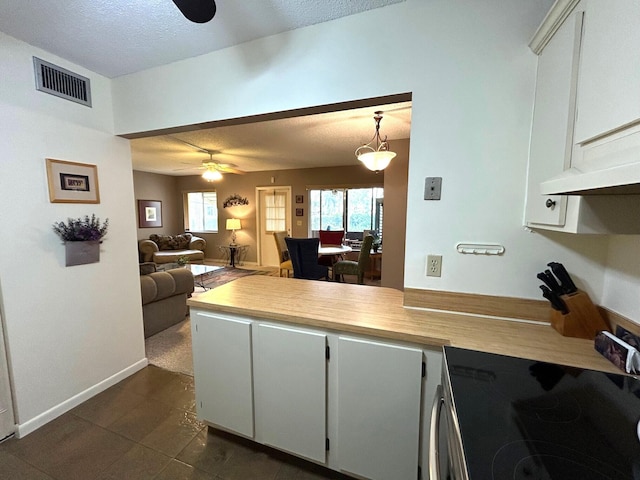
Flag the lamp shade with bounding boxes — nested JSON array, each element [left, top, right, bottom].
[[226, 218, 241, 231], [357, 150, 396, 172], [202, 168, 222, 181]]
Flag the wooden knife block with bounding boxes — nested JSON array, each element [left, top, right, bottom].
[[549, 290, 610, 340]]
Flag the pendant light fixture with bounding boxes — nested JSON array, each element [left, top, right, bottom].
[[355, 111, 396, 172], [202, 165, 223, 182]]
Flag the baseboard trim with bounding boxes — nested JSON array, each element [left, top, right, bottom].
[[403, 288, 551, 323], [16, 358, 148, 438]]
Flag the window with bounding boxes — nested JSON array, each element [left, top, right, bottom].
[[185, 191, 218, 232], [309, 187, 383, 238], [265, 191, 287, 232]]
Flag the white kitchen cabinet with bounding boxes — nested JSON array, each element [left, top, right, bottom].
[[253, 323, 327, 463], [191, 310, 254, 438], [573, 0, 640, 144], [191, 309, 432, 479], [525, 8, 583, 228], [525, 3, 640, 233], [336, 336, 423, 480]]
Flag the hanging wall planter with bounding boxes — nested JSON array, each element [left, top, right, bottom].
[[52, 214, 109, 267], [65, 240, 100, 266]]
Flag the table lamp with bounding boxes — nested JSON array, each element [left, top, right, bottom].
[[226, 218, 241, 245]]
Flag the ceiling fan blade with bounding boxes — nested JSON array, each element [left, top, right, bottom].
[[172, 0, 216, 24], [217, 165, 246, 175]]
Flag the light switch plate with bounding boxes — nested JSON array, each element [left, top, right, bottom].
[[424, 177, 442, 200]]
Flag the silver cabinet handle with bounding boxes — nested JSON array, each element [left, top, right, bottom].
[[429, 384, 444, 480]]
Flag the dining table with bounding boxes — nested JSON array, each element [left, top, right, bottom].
[[317, 244, 352, 257]]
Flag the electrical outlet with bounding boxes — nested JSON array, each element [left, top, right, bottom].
[[426, 255, 442, 277]]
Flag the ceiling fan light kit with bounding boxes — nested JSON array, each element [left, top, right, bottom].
[[355, 111, 396, 172], [202, 167, 223, 182]]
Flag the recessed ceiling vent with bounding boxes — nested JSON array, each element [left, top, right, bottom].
[[33, 57, 92, 107]]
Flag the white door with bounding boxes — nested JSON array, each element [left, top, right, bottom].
[[337, 336, 423, 480], [0, 311, 14, 440], [191, 310, 254, 438], [257, 187, 291, 267], [253, 323, 327, 463]]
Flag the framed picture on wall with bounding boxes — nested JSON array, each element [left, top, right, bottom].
[[296, 208, 304, 217], [138, 200, 163, 228], [295, 195, 304, 204], [46, 158, 100, 203]]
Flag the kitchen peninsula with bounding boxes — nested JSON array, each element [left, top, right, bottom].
[[187, 276, 621, 480]]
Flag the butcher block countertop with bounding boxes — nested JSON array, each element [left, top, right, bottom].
[[187, 275, 620, 374]]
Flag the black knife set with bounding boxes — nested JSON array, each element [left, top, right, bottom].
[[537, 262, 610, 339]]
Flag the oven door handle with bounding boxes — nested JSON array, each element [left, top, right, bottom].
[[429, 384, 444, 480]]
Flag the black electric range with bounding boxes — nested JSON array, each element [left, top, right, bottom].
[[443, 346, 640, 480]]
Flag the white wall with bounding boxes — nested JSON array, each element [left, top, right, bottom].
[[602, 236, 640, 320], [0, 32, 146, 435], [111, 0, 621, 304]]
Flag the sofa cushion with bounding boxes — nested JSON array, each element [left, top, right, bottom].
[[150, 233, 193, 251], [140, 269, 195, 305]]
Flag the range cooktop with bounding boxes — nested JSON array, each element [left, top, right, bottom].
[[444, 346, 640, 480]]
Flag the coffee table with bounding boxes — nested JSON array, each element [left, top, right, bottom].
[[156, 263, 223, 290]]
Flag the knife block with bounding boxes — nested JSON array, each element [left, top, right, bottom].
[[549, 290, 610, 340]]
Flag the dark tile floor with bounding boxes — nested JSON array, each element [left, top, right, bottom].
[[0, 365, 352, 480]]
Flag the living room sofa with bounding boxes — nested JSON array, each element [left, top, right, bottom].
[[140, 265, 194, 338], [138, 233, 206, 264]]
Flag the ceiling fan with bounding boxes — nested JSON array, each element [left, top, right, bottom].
[[172, 0, 217, 23], [171, 137, 246, 180]]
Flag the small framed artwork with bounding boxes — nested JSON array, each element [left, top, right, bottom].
[[46, 158, 100, 203], [296, 208, 304, 217], [295, 195, 304, 204], [138, 200, 163, 228]]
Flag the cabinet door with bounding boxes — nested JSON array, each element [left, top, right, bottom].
[[574, 0, 640, 144], [525, 11, 583, 227], [191, 310, 254, 438], [253, 323, 327, 463], [337, 336, 423, 480]]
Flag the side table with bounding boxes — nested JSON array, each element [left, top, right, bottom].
[[217, 244, 248, 267]]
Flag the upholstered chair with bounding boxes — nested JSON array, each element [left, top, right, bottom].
[[332, 234, 374, 284], [273, 231, 293, 277], [284, 237, 329, 280]]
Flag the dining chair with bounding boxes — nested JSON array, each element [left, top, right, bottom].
[[318, 229, 345, 266], [332, 234, 374, 284], [273, 231, 293, 277], [318, 229, 344, 246], [284, 237, 329, 281]]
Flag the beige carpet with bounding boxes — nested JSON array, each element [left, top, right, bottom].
[[145, 317, 194, 376], [145, 266, 279, 375]]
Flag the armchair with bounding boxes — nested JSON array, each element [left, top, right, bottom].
[[285, 237, 329, 280], [273, 231, 293, 277], [332, 234, 374, 284]]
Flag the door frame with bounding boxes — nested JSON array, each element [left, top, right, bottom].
[[255, 186, 292, 267]]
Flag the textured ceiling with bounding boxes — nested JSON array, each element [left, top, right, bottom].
[[130, 101, 412, 175], [0, 0, 404, 78], [0, 0, 409, 174]]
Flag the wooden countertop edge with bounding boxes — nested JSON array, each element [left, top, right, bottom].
[[187, 276, 624, 375]]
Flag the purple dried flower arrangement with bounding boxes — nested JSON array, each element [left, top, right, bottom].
[[53, 214, 109, 242]]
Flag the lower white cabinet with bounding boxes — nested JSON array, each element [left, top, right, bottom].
[[337, 336, 423, 480], [191, 310, 254, 438], [253, 323, 327, 463], [191, 309, 432, 480]]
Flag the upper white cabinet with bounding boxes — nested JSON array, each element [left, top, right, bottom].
[[525, 9, 583, 228], [525, 1, 640, 233], [573, 0, 640, 144]]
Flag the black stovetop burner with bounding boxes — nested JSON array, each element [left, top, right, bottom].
[[444, 347, 640, 480]]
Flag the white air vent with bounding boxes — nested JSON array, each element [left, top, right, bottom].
[[33, 57, 92, 107]]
